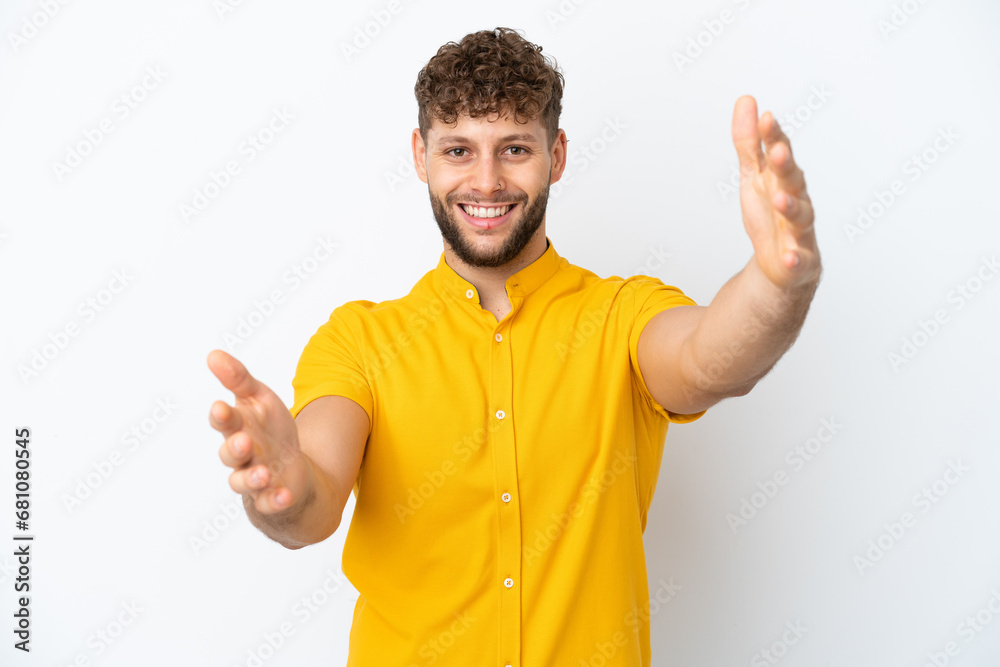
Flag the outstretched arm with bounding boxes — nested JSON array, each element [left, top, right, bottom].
[[638, 95, 822, 415], [208, 350, 369, 549]]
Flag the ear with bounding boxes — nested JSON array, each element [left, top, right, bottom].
[[548, 128, 568, 185], [412, 128, 428, 184]]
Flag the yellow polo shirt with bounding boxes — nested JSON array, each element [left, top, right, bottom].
[[290, 236, 706, 666]]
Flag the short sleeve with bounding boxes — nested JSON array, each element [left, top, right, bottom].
[[627, 276, 707, 424], [290, 303, 374, 433]]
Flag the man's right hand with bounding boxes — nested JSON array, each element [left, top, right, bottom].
[[208, 349, 309, 515]]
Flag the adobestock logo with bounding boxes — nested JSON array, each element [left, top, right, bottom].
[[716, 85, 833, 202], [750, 620, 808, 667], [7, 0, 72, 54], [672, 0, 755, 73], [853, 459, 971, 576], [887, 254, 997, 372], [179, 107, 294, 224], [339, 0, 407, 63], [51, 65, 168, 183], [843, 126, 958, 243], [17, 268, 136, 385]]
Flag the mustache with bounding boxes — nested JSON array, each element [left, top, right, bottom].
[[445, 192, 527, 206]]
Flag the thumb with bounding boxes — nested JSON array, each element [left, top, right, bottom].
[[732, 95, 763, 178], [207, 349, 262, 399]]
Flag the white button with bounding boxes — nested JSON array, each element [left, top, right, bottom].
[[495, 333, 503, 342], [503, 577, 513, 588], [465, 289, 474, 299], [495, 409, 505, 420], [501, 492, 511, 503]]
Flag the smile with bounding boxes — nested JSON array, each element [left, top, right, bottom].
[[457, 202, 517, 230], [460, 204, 513, 218]]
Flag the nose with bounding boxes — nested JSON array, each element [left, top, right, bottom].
[[470, 154, 503, 198]]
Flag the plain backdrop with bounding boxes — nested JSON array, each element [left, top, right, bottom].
[[2, 0, 998, 665]]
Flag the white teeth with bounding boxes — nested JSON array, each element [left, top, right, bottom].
[[462, 204, 511, 218]]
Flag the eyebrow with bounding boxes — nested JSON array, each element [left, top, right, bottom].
[[436, 133, 540, 145]]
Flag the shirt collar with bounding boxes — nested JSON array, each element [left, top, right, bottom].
[[431, 236, 563, 302]]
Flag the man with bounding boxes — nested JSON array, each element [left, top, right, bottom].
[[208, 27, 820, 666]]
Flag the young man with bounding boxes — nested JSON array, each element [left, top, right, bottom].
[[208, 27, 820, 667]]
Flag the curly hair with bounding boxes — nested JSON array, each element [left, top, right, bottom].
[[414, 27, 565, 147]]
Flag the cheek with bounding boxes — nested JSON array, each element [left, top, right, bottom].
[[427, 170, 464, 194]]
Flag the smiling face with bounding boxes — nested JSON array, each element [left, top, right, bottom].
[[413, 113, 566, 269]]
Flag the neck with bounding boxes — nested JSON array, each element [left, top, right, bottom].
[[444, 229, 548, 304]]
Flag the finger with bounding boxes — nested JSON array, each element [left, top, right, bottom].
[[218, 430, 254, 468], [760, 111, 790, 156], [773, 190, 815, 229], [209, 399, 244, 437], [207, 349, 262, 400], [761, 116, 807, 195], [731, 95, 764, 178], [781, 244, 820, 274], [250, 486, 295, 515], [228, 463, 271, 495]]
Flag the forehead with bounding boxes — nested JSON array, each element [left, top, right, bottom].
[[427, 113, 546, 146]]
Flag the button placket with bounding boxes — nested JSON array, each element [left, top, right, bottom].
[[491, 314, 521, 662]]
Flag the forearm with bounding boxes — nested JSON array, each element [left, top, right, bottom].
[[242, 453, 342, 550], [682, 254, 820, 398]]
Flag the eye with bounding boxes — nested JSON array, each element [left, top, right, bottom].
[[446, 148, 468, 157], [506, 146, 529, 156]]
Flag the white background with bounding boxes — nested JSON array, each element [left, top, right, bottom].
[[2, 0, 998, 665]]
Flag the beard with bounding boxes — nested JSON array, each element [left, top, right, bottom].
[[429, 182, 549, 269]]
